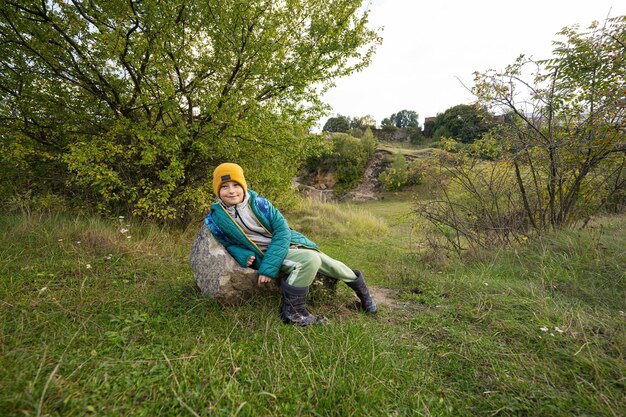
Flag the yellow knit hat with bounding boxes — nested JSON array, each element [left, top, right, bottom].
[[212, 163, 247, 196]]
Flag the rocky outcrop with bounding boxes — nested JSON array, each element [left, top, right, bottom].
[[295, 183, 337, 203], [345, 149, 392, 201], [190, 225, 337, 305], [190, 225, 272, 304]]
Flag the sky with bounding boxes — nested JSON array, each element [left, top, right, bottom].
[[320, 0, 625, 127]]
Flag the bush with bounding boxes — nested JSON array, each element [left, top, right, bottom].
[[439, 137, 462, 153], [468, 130, 504, 160], [360, 127, 377, 158], [407, 160, 423, 186], [415, 153, 537, 252], [305, 132, 376, 192], [379, 153, 409, 191], [408, 128, 424, 145]]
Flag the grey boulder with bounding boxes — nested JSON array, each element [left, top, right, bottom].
[[190, 225, 337, 305]]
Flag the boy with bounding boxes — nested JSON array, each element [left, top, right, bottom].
[[204, 163, 377, 326]]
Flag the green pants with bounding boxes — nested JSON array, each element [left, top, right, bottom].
[[280, 248, 357, 288]]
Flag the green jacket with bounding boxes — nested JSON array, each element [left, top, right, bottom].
[[204, 190, 319, 279]]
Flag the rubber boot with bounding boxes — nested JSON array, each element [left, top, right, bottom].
[[346, 270, 377, 313], [280, 282, 323, 326]]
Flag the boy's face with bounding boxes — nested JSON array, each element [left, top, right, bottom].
[[219, 181, 245, 205]]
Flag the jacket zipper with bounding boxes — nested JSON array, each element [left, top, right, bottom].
[[218, 204, 264, 254], [235, 206, 272, 238], [218, 200, 319, 253]]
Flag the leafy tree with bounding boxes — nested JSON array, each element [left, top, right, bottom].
[[474, 15, 626, 228], [322, 115, 351, 133], [432, 104, 495, 143], [350, 115, 376, 130], [417, 15, 626, 250], [423, 119, 436, 138], [380, 117, 396, 132], [0, 0, 380, 220], [360, 127, 377, 158], [409, 128, 424, 144], [389, 110, 419, 128]]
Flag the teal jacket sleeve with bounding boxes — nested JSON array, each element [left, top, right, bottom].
[[205, 218, 258, 270], [225, 244, 258, 269], [257, 200, 291, 279]]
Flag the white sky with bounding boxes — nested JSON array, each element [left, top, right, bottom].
[[320, 0, 625, 126]]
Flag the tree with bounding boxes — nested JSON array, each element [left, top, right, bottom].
[[379, 153, 408, 191], [423, 119, 436, 138], [350, 114, 376, 130], [380, 117, 395, 131], [305, 132, 373, 192], [389, 110, 419, 128], [414, 16, 626, 253], [471, 15, 626, 230], [0, 0, 380, 220], [360, 127, 377, 158], [323, 115, 351, 133], [432, 104, 494, 143]]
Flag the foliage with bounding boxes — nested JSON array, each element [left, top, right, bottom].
[[0, 0, 380, 221], [473, 15, 626, 229], [380, 117, 393, 129], [305, 132, 375, 192], [438, 137, 462, 153], [360, 127, 377, 156], [350, 114, 377, 130], [432, 104, 496, 143], [423, 119, 436, 138], [417, 16, 626, 252], [416, 153, 533, 251], [389, 109, 419, 128], [467, 129, 504, 160], [407, 160, 424, 186], [322, 115, 351, 133], [408, 128, 424, 144], [379, 153, 409, 191]]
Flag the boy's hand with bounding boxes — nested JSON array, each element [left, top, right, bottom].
[[247, 256, 255, 267], [258, 275, 271, 285]]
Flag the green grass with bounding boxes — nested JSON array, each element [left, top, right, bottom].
[[1, 206, 625, 416], [377, 141, 437, 154]]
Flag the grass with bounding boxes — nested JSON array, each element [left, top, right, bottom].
[[377, 140, 438, 154], [1, 204, 625, 416]]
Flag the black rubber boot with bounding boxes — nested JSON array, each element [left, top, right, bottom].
[[280, 282, 323, 326], [346, 270, 377, 313]]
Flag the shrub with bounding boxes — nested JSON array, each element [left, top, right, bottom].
[[379, 153, 409, 191], [415, 152, 540, 252], [407, 160, 423, 186], [468, 130, 504, 160], [305, 132, 376, 193], [360, 127, 377, 158], [409, 129, 424, 145], [439, 137, 462, 153]]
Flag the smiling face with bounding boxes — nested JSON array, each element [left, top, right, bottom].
[[219, 180, 245, 206]]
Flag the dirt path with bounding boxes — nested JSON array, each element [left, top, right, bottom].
[[368, 286, 401, 309]]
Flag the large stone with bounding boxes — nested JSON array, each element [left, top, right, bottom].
[[190, 225, 274, 304], [190, 225, 337, 305]]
